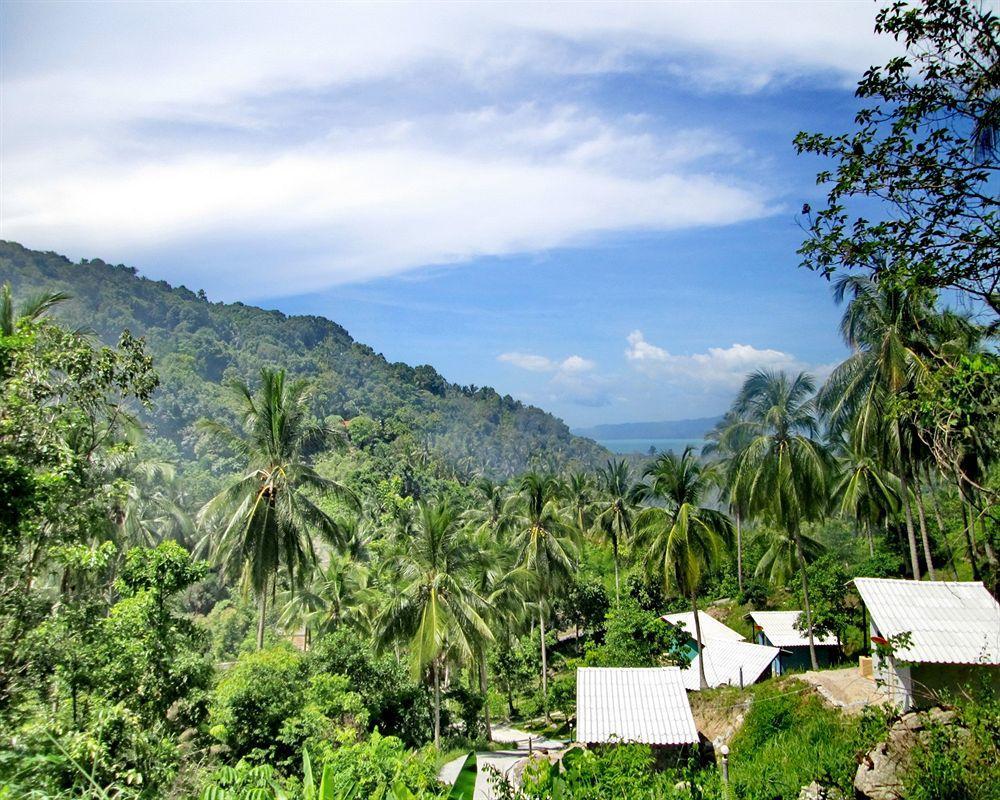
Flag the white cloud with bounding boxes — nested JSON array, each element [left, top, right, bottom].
[[0, 1, 895, 294], [498, 351, 595, 374], [625, 330, 806, 389], [498, 352, 558, 372], [498, 350, 606, 406]]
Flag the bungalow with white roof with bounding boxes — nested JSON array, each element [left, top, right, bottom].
[[679, 638, 781, 691], [575, 667, 700, 752], [662, 610, 780, 690], [854, 578, 1000, 710], [748, 610, 839, 675]]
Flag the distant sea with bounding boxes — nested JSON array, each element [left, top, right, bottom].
[[597, 438, 707, 455]]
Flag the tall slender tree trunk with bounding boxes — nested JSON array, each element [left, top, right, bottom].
[[865, 521, 875, 557], [793, 528, 819, 670], [256, 582, 268, 650], [912, 477, 936, 580], [478, 651, 492, 742], [958, 483, 981, 580], [896, 421, 921, 580], [613, 538, 620, 604], [927, 468, 959, 578], [690, 593, 709, 690], [736, 512, 744, 594], [433, 657, 441, 749], [539, 612, 549, 723]]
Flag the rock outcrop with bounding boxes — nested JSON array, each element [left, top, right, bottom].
[[854, 707, 959, 800]]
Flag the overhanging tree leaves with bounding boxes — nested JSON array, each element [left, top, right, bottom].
[[795, 0, 1000, 318]]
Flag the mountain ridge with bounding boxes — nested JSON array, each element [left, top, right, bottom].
[[0, 241, 607, 477]]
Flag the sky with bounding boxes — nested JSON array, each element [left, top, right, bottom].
[[0, 1, 900, 427]]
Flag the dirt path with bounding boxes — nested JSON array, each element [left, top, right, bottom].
[[797, 666, 891, 713], [439, 726, 566, 800]]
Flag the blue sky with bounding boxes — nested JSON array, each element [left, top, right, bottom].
[[1, 2, 899, 426]]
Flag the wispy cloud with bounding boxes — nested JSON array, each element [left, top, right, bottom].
[[1, 1, 894, 296]]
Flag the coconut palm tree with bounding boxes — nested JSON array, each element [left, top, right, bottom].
[[754, 525, 824, 586], [198, 368, 359, 649], [832, 433, 902, 557], [503, 472, 577, 721], [376, 500, 492, 747], [634, 448, 732, 689], [561, 471, 594, 537], [731, 370, 831, 669], [465, 525, 532, 741], [0, 283, 71, 335], [704, 412, 756, 594], [591, 459, 640, 603], [820, 274, 935, 579]]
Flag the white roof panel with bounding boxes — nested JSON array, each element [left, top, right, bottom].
[[749, 611, 837, 648], [854, 578, 1000, 665], [661, 611, 745, 644], [681, 639, 780, 691], [576, 667, 699, 746]]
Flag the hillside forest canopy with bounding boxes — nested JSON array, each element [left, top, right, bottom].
[[1, 2, 999, 800]]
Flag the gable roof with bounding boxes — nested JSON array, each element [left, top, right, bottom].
[[661, 611, 745, 644], [680, 639, 780, 691], [854, 578, 1000, 665], [749, 610, 837, 648], [575, 667, 699, 746]]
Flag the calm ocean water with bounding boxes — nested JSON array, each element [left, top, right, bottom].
[[596, 438, 707, 455]]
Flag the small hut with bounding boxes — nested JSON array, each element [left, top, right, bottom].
[[679, 638, 780, 691], [854, 578, 1000, 710], [575, 667, 699, 754], [661, 610, 745, 661], [748, 610, 838, 675]]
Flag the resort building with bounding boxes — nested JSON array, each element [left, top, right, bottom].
[[662, 610, 779, 690], [575, 667, 699, 750], [853, 577, 1000, 710], [661, 610, 745, 660], [748, 610, 839, 675], [679, 638, 781, 691]]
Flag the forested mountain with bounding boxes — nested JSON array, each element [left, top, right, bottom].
[[0, 241, 606, 477]]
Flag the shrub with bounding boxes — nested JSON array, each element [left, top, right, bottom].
[[209, 647, 308, 766], [583, 599, 689, 668], [308, 629, 431, 746]]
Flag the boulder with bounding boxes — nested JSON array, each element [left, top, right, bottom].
[[854, 707, 961, 800]]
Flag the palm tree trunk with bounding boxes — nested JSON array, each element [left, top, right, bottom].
[[865, 521, 875, 557], [958, 483, 981, 580], [539, 611, 549, 723], [612, 538, 620, 605], [433, 657, 441, 748], [792, 528, 819, 670], [478, 651, 492, 742], [912, 477, 936, 580], [736, 512, 743, 594], [256, 582, 268, 650], [690, 593, 709, 690], [927, 467, 959, 578], [896, 421, 921, 580]]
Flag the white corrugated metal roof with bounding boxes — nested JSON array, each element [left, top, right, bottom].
[[680, 639, 780, 691], [749, 611, 837, 648], [575, 667, 699, 745], [854, 578, 1000, 665], [661, 611, 746, 644]]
